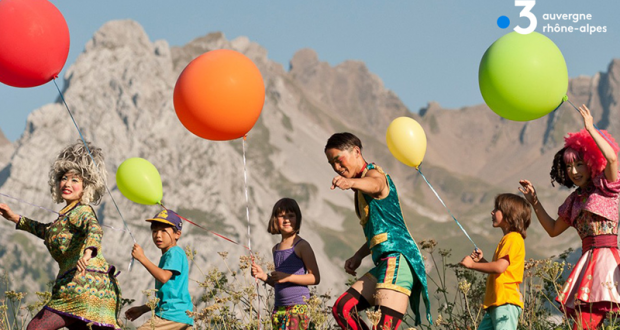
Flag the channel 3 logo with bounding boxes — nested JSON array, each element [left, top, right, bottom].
[[497, 1, 536, 34]]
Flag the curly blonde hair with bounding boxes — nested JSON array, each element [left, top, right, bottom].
[[49, 141, 107, 205]]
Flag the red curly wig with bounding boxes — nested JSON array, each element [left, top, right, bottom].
[[564, 128, 619, 178]]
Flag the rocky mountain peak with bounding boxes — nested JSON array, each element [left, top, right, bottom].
[[290, 48, 320, 72], [0, 128, 12, 168], [288, 48, 408, 139], [84, 20, 152, 53], [0, 128, 9, 146]]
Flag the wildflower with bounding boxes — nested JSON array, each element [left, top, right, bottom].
[[217, 251, 229, 260], [439, 249, 451, 258], [420, 239, 437, 251], [239, 255, 252, 270], [524, 258, 536, 270], [436, 313, 444, 325], [35, 291, 51, 302], [184, 245, 196, 261], [5, 291, 26, 301], [458, 279, 471, 295], [366, 309, 382, 327], [142, 289, 160, 310]]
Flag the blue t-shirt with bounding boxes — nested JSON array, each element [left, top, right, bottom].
[[155, 246, 193, 325]]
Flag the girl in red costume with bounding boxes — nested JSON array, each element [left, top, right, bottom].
[[520, 105, 620, 329]]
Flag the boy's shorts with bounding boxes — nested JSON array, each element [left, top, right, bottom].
[[137, 315, 193, 330], [477, 304, 522, 330], [364, 252, 415, 296]]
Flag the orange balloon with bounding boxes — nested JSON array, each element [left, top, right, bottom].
[[173, 49, 265, 141]]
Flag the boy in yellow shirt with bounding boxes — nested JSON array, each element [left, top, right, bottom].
[[460, 193, 531, 330]]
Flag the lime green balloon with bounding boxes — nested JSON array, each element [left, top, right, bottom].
[[479, 31, 568, 121], [116, 158, 163, 205]]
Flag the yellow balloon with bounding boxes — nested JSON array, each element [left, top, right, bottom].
[[386, 117, 427, 169]]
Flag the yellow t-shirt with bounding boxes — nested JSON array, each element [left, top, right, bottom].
[[483, 231, 525, 309]]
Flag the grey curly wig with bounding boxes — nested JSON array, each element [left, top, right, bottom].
[[49, 141, 107, 205]]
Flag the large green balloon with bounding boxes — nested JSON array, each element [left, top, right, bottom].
[[116, 158, 163, 205], [479, 31, 568, 121]]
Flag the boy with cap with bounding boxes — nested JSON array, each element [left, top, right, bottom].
[[125, 209, 194, 329]]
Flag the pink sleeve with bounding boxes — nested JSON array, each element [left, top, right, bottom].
[[592, 171, 620, 197], [558, 194, 575, 226]]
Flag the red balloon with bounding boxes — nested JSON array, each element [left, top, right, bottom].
[[0, 0, 70, 88], [173, 49, 265, 141]]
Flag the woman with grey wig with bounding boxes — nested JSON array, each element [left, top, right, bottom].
[[0, 141, 122, 330]]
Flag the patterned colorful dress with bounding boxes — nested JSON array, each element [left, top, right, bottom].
[[17, 201, 122, 329], [556, 172, 620, 314]]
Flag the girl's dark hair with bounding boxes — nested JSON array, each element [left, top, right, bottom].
[[495, 193, 531, 239], [267, 198, 302, 235], [550, 147, 576, 188], [324, 132, 362, 152]]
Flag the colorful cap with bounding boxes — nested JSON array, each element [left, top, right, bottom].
[[146, 209, 183, 231]]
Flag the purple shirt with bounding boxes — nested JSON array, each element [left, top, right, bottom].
[[273, 239, 310, 306]]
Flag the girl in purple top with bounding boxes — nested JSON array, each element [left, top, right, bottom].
[[251, 198, 321, 330], [519, 105, 620, 330]]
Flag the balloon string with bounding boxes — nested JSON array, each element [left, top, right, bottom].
[[242, 135, 262, 330], [160, 199, 262, 326], [102, 224, 132, 234], [0, 192, 60, 215], [564, 97, 615, 146], [242, 135, 252, 251], [416, 167, 479, 250], [158, 202, 252, 252], [52, 79, 136, 272]]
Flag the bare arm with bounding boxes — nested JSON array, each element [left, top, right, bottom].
[[519, 180, 570, 237], [125, 304, 150, 321], [131, 244, 173, 284], [461, 256, 509, 274], [251, 262, 277, 287], [342, 243, 370, 276], [331, 169, 388, 198], [0, 204, 20, 223], [579, 105, 618, 182]]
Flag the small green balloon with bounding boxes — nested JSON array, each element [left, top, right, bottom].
[[479, 31, 568, 121], [116, 157, 163, 205]]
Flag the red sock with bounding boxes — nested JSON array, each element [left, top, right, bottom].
[[332, 288, 371, 330], [373, 306, 403, 330]]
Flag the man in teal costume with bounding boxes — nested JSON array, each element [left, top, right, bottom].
[[326, 132, 431, 329]]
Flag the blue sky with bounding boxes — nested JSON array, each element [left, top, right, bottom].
[[1, 0, 619, 141]]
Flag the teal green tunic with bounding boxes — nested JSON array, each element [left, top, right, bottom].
[[355, 163, 431, 325]]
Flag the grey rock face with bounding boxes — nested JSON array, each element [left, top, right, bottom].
[[0, 128, 12, 168]]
